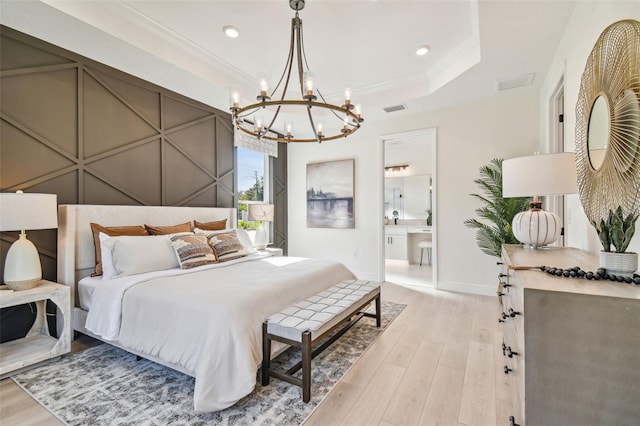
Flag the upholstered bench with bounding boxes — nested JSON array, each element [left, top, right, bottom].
[[261, 279, 381, 402]]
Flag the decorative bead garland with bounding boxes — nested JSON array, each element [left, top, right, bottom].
[[539, 265, 640, 285]]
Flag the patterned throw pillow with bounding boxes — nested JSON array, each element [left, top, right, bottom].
[[206, 231, 249, 262], [170, 234, 217, 269]]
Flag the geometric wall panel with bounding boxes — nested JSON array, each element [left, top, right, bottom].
[[83, 72, 160, 158], [0, 120, 75, 189], [87, 140, 162, 205], [164, 142, 216, 206], [164, 96, 211, 129], [90, 69, 161, 128], [167, 119, 217, 173], [1, 68, 78, 155], [83, 173, 144, 206], [0, 35, 71, 71]]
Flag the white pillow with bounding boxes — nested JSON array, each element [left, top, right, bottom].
[[99, 232, 116, 280], [102, 235, 180, 278], [194, 227, 256, 254]]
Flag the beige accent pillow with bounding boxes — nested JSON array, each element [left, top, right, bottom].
[[170, 234, 217, 269], [144, 221, 192, 235], [90, 223, 148, 276], [193, 218, 227, 231]]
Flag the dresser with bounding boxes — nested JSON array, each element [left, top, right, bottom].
[[500, 245, 640, 426]]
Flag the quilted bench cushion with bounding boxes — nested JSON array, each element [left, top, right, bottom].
[[267, 279, 380, 342]]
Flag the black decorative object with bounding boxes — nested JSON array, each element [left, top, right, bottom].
[[539, 265, 640, 285]]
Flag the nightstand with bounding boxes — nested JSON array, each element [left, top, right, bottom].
[[264, 247, 283, 257], [0, 280, 71, 378]]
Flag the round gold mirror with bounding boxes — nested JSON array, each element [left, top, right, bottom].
[[587, 94, 610, 171], [575, 19, 640, 223]]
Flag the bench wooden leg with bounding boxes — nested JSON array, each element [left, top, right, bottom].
[[262, 321, 271, 386], [302, 330, 312, 402], [375, 295, 381, 328]]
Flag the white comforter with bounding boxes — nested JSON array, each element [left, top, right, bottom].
[[84, 255, 356, 412]]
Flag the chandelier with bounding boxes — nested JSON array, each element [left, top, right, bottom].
[[229, 0, 364, 143]]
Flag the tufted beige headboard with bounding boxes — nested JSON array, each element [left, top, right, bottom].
[[57, 204, 237, 308]]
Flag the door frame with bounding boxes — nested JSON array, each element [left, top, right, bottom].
[[380, 128, 438, 288]]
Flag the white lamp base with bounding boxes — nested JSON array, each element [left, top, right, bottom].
[[4, 231, 43, 290], [254, 223, 268, 250], [512, 208, 561, 249]]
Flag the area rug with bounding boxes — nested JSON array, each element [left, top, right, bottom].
[[12, 301, 405, 426]]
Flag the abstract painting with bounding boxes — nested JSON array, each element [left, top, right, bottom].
[[306, 159, 355, 228]]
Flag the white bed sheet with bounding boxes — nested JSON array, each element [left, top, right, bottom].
[[81, 254, 356, 412]]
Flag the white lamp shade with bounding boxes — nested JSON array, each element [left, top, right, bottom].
[[502, 152, 577, 197], [248, 204, 274, 222], [512, 209, 561, 248], [0, 192, 58, 231]]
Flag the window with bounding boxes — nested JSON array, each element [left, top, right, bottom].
[[237, 147, 270, 232]]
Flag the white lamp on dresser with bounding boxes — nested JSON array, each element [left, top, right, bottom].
[[0, 191, 58, 290], [248, 203, 274, 250], [502, 152, 577, 248]]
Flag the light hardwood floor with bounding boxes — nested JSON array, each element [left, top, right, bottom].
[[0, 283, 508, 426]]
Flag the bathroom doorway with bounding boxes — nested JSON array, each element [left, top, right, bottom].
[[381, 128, 437, 289]]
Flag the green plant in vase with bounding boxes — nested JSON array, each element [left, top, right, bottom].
[[464, 158, 530, 258], [591, 206, 639, 276]]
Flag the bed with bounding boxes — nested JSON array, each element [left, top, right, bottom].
[[57, 204, 356, 412]]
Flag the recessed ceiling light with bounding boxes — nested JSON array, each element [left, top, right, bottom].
[[223, 26, 239, 39], [416, 45, 431, 56]]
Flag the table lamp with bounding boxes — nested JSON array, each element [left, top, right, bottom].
[[0, 191, 58, 290], [502, 152, 577, 248], [248, 204, 274, 250]]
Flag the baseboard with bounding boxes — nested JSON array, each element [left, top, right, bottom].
[[436, 280, 496, 297], [354, 271, 382, 281]]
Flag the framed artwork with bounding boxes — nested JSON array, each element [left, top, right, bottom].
[[306, 159, 355, 228]]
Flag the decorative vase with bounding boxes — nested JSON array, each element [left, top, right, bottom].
[[599, 251, 638, 277]]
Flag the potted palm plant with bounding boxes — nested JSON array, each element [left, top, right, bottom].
[[591, 207, 638, 277], [464, 158, 530, 258]]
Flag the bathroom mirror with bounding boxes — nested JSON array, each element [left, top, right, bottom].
[[575, 19, 640, 223], [587, 94, 610, 170]]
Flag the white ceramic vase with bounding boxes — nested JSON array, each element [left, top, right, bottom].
[[599, 251, 638, 277]]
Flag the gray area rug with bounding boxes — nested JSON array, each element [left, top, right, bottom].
[[13, 301, 405, 426]]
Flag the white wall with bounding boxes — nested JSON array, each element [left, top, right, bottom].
[[539, 1, 640, 255], [288, 89, 539, 294]]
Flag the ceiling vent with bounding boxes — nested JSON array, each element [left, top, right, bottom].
[[496, 73, 535, 91], [383, 104, 407, 113]]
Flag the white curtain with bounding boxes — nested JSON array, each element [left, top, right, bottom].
[[234, 131, 278, 157]]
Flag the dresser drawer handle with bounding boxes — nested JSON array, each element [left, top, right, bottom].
[[504, 365, 513, 374], [499, 273, 507, 278], [509, 415, 520, 426], [507, 346, 519, 358], [508, 308, 521, 318], [502, 283, 512, 288], [497, 291, 505, 297]]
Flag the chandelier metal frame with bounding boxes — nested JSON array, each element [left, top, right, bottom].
[[230, 0, 364, 143]]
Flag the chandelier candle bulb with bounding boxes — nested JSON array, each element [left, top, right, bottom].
[[285, 122, 294, 138], [317, 123, 324, 137], [230, 88, 241, 110], [257, 74, 270, 100], [355, 104, 363, 121], [303, 71, 316, 100]]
